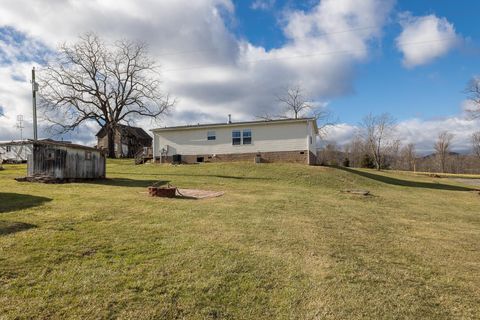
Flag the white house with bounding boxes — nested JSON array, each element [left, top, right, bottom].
[[151, 117, 318, 165], [0, 140, 33, 163], [0, 139, 72, 163]]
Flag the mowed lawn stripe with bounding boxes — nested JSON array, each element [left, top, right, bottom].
[[1, 160, 479, 319]]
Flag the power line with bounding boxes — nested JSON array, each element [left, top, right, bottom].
[[162, 37, 465, 73], [154, 15, 458, 59], [154, 25, 381, 58]]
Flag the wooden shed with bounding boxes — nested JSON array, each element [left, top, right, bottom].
[[26, 141, 106, 181]]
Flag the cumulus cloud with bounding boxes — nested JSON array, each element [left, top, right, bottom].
[[0, 0, 395, 143], [396, 13, 461, 68], [0, 27, 53, 142]]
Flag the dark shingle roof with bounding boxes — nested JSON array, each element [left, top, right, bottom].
[[96, 125, 152, 141]]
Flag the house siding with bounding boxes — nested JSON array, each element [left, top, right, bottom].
[[153, 120, 318, 165]]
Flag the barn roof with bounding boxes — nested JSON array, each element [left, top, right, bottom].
[[96, 125, 152, 140]]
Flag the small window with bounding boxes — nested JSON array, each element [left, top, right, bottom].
[[46, 149, 55, 160], [85, 151, 92, 160], [310, 136, 313, 144], [6, 146, 11, 152], [207, 131, 216, 141], [243, 129, 252, 145], [232, 130, 241, 145]]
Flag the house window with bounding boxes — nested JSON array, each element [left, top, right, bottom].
[[85, 151, 92, 160], [232, 130, 241, 145], [243, 129, 252, 145], [207, 131, 216, 141], [6, 146, 11, 152], [310, 136, 313, 144]]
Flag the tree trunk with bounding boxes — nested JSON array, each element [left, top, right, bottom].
[[107, 124, 116, 159]]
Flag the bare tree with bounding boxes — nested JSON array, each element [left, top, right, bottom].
[[39, 33, 175, 158], [465, 77, 480, 119], [472, 131, 480, 160], [400, 143, 417, 171], [277, 86, 313, 119], [434, 131, 454, 173], [345, 136, 366, 168], [359, 113, 397, 170], [267, 85, 334, 141]]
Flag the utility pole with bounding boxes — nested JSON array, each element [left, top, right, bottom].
[[32, 67, 39, 140]]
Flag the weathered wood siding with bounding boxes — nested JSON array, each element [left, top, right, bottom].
[[28, 144, 105, 179]]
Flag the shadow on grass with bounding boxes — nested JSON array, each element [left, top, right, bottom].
[[108, 172, 270, 181], [161, 173, 269, 180], [335, 167, 478, 192], [0, 193, 52, 214], [90, 178, 170, 188], [0, 221, 37, 236]]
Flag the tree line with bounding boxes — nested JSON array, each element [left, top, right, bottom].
[[319, 115, 480, 174]]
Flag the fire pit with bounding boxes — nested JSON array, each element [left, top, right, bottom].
[[148, 186, 177, 197]]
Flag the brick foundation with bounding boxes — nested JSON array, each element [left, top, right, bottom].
[[156, 150, 317, 165]]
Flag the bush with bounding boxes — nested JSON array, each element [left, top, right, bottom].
[[342, 158, 350, 167], [361, 154, 375, 169]]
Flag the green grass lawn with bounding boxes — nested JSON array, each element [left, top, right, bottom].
[[1, 160, 480, 319]]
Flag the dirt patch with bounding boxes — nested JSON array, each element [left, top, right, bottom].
[[176, 189, 225, 199], [342, 189, 370, 196]]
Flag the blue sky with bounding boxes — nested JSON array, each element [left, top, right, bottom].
[[0, 0, 479, 152], [231, 0, 480, 123]]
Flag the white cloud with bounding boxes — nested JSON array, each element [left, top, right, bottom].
[[323, 123, 357, 146], [396, 13, 460, 68], [1, 0, 394, 144], [251, 0, 276, 11], [0, 67, 34, 141]]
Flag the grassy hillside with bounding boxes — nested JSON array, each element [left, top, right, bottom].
[[1, 161, 479, 319]]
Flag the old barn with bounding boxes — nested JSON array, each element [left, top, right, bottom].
[[96, 125, 152, 158], [26, 141, 106, 181]]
